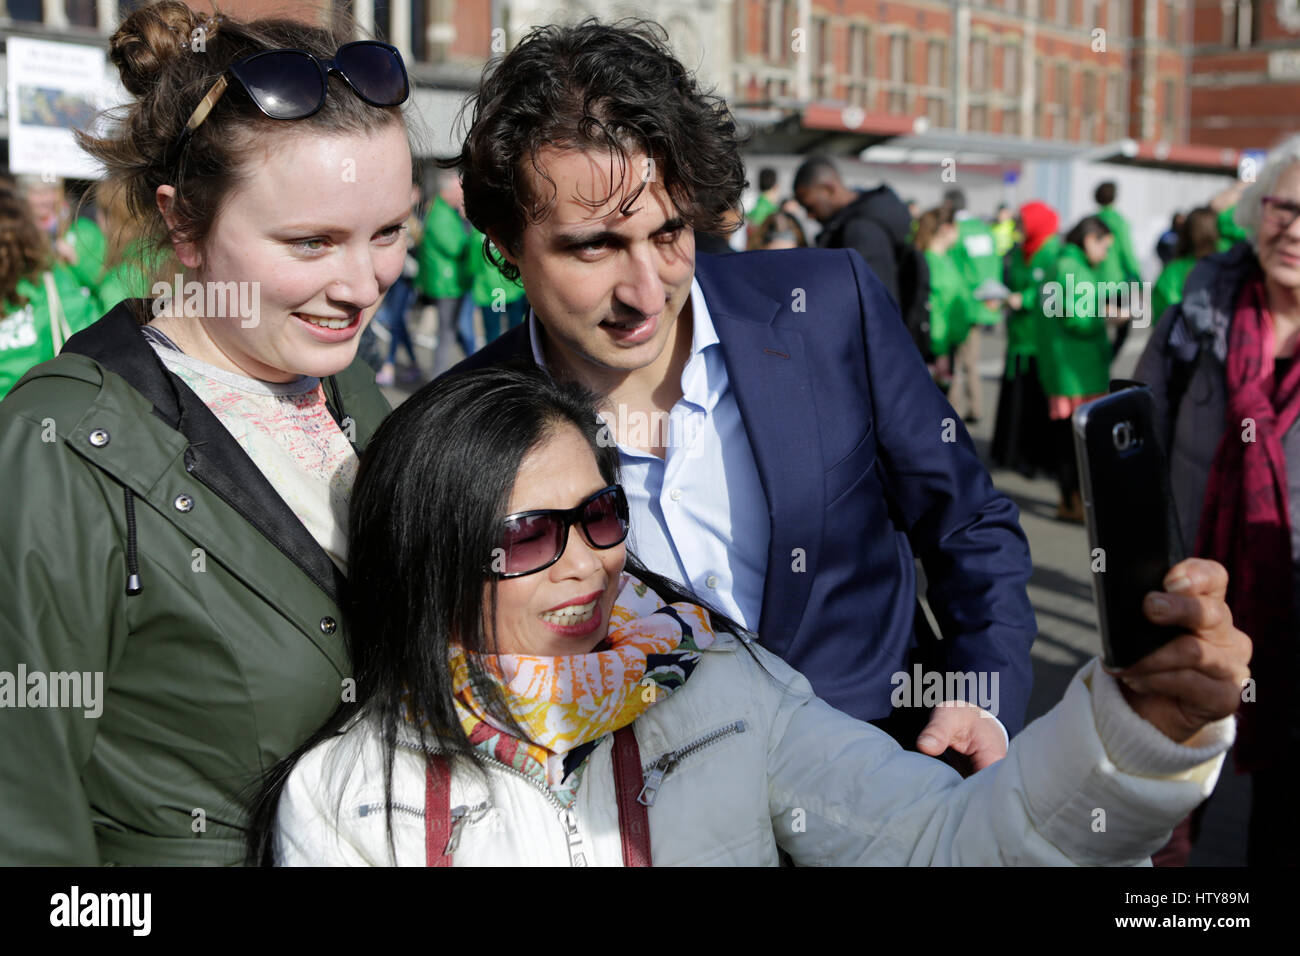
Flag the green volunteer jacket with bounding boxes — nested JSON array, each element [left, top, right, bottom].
[[1216, 205, 1249, 252], [748, 193, 777, 228], [416, 195, 471, 299], [466, 227, 526, 309], [1151, 255, 1198, 326], [1035, 243, 1113, 398], [0, 270, 102, 398], [63, 217, 108, 299], [1002, 237, 1060, 377], [949, 216, 1003, 326], [925, 248, 977, 356], [0, 301, 391, 865], [1095, 205, 1142, 286]]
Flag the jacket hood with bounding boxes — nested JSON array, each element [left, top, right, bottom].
[[823, 186, 912, 247], [1019, 201, 1059, 260]]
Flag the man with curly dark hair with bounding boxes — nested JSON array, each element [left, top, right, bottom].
[[446, 19, 1037, 768]]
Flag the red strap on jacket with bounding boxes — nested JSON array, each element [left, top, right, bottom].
[[423, 729, 652, 866], [424, 755, 452, 867], [612, 726, 652, 867]]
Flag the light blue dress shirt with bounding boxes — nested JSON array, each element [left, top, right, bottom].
[[529, 279, 770, 629]]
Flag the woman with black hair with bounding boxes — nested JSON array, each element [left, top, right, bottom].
[[1036, 215, 1118, 521], [263, 364, 1248, 867]]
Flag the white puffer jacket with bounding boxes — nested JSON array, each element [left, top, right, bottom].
[[274, 631, 1233, 866]]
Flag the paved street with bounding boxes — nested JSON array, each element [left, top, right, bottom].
[[377, 304, 1250, 867]]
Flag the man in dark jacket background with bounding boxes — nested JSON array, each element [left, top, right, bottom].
[[792, 155, 913, 304]]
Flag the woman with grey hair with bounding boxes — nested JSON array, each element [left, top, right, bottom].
[[1135, 133, 1300, 866]]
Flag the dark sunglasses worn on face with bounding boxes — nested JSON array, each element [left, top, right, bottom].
[[493, 486, 631, 579], [177, 41, 409, 152]]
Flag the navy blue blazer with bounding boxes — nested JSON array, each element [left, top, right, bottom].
[[448, 248, 1037, 736]]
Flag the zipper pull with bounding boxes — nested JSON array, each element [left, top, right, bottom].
[[444, 805, 470, 855], [560, 808, 588, 866], [638, 755, 674, 808]]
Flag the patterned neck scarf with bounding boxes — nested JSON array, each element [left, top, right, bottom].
[[446, 572, 716, 788]]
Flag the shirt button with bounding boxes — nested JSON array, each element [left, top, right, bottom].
[[706, 575, 719, 589], [669, 488, 682, 501], [173, 494, 194, 512], [320, 617, 337, 635], [88, 428, 110, 447]]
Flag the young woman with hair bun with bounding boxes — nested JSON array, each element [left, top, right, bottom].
[[0, 0, 411, 864]]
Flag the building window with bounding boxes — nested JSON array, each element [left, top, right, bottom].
[[767, 0, 783, 62], [1164, 77, 1177, 135], [970, 36, 988, 92], [1224, 0, 1261, 47], [1003, 44, 1020, 92], [812, 16, 830, 67], [927, 96, 947, 127], [1002, 108, 1020, 135], [969, 104, 988, 131], [889, 33, 910, 84], [784, 0, 799, 64], [850, 24, 872, 77], [7, 0, 42, 20], [1167, 0, 1180, 45], [1056, 0, 1070, 25], [928, 39, 945, 88], [1055, 64, 1071, 136]]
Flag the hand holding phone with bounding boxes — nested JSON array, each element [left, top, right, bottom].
[[1111, 558, 1250, 744]]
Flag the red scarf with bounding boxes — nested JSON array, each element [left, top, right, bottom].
[[1195, 273, 1300, 771]]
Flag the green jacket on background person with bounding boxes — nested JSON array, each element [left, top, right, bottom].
[[949, 215, 1004, 326], [1151, 255, 1199, 326], [0, 302, 391, 865], [925, 248, 978, 357], [62, 217, 108, 298], [1094, 205, 1142, 286], [0, 269, 102, 398], [748, 193, 777, 229], [1002, 235, 1060, 379], [416, 195, 471, 300], [95, 240, 165, 314], [1216, 205, 1249, 252], [466, 227, 526, 309], [1036, 243, 1113, 398]]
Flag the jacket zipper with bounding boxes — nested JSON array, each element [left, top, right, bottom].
[[396, 738, 589, 866], [357, 801, 424, 819], [637, 719, 748, 807], [355, 799, 492, 856]]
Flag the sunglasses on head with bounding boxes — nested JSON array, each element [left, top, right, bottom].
[[492, 485, 630, 579], [177, 40, 409, 152]]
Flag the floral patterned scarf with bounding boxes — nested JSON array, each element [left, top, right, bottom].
[[445, 572, 716, 790]]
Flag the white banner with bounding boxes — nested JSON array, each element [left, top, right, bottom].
[[6, 37, 109, 180]]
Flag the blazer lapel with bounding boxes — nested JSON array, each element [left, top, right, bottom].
[[696, 257, 823, 652]]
